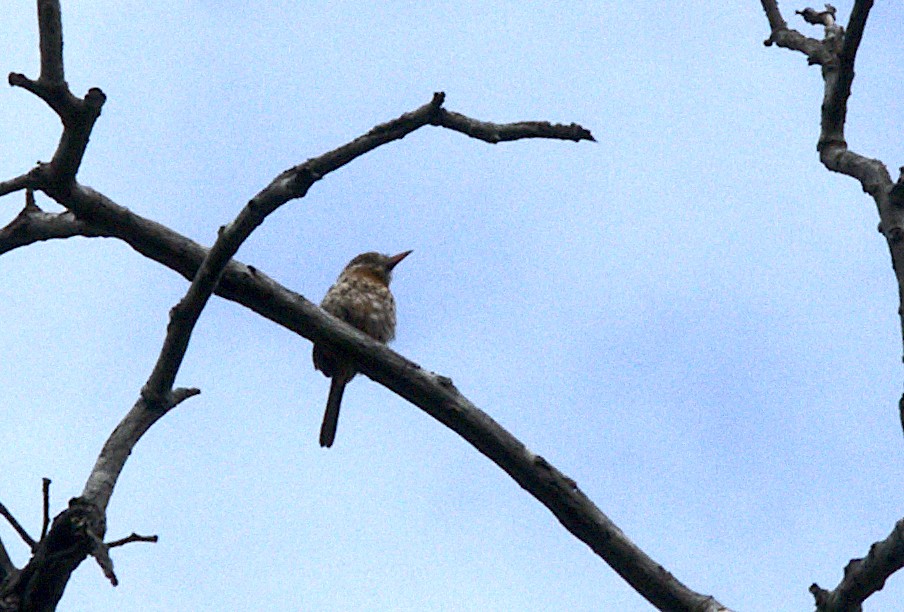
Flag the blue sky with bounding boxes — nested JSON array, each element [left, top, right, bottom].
[[1, 1, 903, 610]]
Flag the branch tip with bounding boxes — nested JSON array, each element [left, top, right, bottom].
[[107, 532, 159, 548], [84, 87, 107, 109], [41, 478, 51, 540]]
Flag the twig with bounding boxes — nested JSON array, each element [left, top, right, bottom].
[[0, 502, 36, 551], [0, 194, 108, 255], [434, 108, 594, 143], [0, 173, 37, 198], [40, 478, 51, 541], [760, 0, 833, 64], [87, 528, 118, 586], [107, 533, 158, 548]]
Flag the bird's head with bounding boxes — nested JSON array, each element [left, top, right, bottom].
[[344, 250, 412, 285]]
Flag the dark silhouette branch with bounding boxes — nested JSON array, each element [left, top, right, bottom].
[[433, 108, 594, 143], [761, 2, 904, 610], [3, 497, 105, 612], [0, 502, 36, 552], [35, 0, 64, 85], [106, 533, 158, 549], [0, 174, 36, 199], [40, 479, 50, 541]]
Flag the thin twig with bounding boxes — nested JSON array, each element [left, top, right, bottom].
[[41, 478, 51, 540], [759, 0, 833, 64], [434, 109, 594, 143], [107, 533, 158, 548], [0, 502, 36, 550]]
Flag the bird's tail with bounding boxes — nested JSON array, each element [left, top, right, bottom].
[[319, 375, 347, 448]]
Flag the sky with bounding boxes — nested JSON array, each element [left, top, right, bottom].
[[1, 1, 904, 610]]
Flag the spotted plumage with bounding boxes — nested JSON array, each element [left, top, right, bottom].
[[313, 250, 411, 447]]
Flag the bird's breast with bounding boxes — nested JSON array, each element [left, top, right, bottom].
[[321, 271, 397, 343]]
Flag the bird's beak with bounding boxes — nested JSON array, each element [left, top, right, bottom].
[[386, 250, 413, 270]]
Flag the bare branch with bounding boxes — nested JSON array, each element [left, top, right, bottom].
[[762, 3, 901, 347], [7, 2, 106, 188], [6, 74, 106, 182], [819, 1, 872, 152], [81, 387, 199, 514], [760, 0, 834, 64], [762, 3, 904, 608], [811, 519, 904, 611], [40, 479, 50, 541], [86, 528, 117, 587], [0, 502, 36, 551], [106, 533, 158, 548], [434, 108, 595, 143], [0, 193, 109, 255], [760, 0, 787, 31], [824, 0, 872, 142], [36, 0, 64, 85], [0, 173, 37, 198]]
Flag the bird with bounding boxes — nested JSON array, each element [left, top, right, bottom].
[[312, 250, 412, 448]]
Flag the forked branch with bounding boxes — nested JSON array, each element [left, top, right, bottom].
[[760, 2, 904, 609]]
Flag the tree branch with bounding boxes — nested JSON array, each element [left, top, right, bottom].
[[36, 0, 64, 85], [433, 108, 594, 143], [762, 3, 904, 609], [760, 0, 833, 64], [810, 519, 904, 611], [0, 173, 37, 199], [0, 191, 108, 255], [4, 498, 104, 611], [106, 533, 158, 548], [0, 502, 36, 552], [40, 478, 50, 541], [81, 388, 200, 515]]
